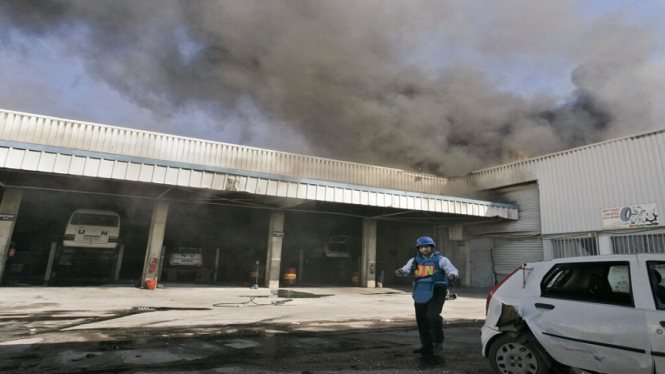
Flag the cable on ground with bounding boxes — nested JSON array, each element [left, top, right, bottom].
[[213, 297, 293, 307]]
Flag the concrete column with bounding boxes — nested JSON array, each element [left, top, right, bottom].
[[542, 239, 553, 261], [457, 242, 470, 287], [43, 241, 58, 285], [140, 200, 169, 287], [213, 247, 220, 283], [0, 188, 23, 283], [360, 218, 377, 288], [436, 225, 469, 287], [265, 210, 285, 289], [113, 244, 126, 281], [435, 226, 448, 248], [598, 235, 613, 255]]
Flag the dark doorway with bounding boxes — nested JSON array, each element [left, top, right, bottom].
[[282, 212, 363, 287]]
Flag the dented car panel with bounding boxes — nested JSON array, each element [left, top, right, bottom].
[[482, 254, 665, 374], [524, 297, 650, 373]]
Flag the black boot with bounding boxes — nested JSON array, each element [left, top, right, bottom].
[[413, 345, 433, 354], [433, 343, 443, 353]]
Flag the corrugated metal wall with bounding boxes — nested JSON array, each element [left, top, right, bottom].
[[446, 130, 665, 235], [0, 109, 448, 194]]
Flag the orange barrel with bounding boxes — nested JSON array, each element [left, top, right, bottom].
[[282, 268, 297, 285], [145, 279, 157, 290], [250, 267, 265, 283]]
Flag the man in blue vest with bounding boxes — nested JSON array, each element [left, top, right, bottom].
[[395, 236, 459, 355]]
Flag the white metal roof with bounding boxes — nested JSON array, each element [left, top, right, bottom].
[[0, 109, 518, 219]]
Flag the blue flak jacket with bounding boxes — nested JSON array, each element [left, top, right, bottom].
[[412, 251, 447, 304]]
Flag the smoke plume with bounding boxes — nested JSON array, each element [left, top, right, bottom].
[[1, 1, 663, 176]]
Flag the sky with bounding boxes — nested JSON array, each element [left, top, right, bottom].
[[0, 0, 664, 177]]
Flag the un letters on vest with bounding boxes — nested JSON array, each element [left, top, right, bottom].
[[414, 264, 435, 277]]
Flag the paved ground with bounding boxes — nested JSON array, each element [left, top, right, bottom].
[[0, 284, 492, 373]]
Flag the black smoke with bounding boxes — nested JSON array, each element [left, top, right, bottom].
[[0, 1, 662, 176]]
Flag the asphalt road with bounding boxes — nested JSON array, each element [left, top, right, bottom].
[[0, 285, 493, 373], [0, 322, 492, 374]]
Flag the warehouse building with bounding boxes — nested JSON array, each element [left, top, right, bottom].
[[441, 129, 664, 286], [0, 109, 662, 289], [0, 109, 516, 289]]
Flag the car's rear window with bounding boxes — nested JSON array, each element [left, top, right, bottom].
[[70, 213, 119, 227], [540, 261, 633, 307]]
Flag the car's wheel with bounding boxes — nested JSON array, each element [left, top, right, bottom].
[[488, 334, 551, 374]]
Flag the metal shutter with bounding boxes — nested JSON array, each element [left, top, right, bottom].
[[468, 183, 543, 284], [490, 183, 543, 282], [492, 238, 543, 281]]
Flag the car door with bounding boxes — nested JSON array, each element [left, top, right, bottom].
[[642, 258, 665, 373], [523, 259, 652, 374]]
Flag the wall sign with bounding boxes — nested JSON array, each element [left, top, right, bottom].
[[602, 203, 659, 230], [0, 214, 15, 221]]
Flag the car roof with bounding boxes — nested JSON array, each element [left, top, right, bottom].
[[531, 253, 665, 266]]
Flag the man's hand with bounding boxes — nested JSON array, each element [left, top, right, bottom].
[[448, 273, 458, 281], [395, 269, 408, 277]]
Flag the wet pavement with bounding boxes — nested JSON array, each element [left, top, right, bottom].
[[0, 285, 492, 373]]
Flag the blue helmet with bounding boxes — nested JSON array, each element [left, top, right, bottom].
[[416, 236, 436, 247]]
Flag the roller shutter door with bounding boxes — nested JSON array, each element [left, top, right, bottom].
[[492, 238, 543, 281], [486, 183, 543, 283]]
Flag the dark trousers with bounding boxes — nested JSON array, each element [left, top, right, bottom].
[[414, 286, 447, 347]]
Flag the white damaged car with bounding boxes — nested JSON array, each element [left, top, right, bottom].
[[482, 254, 665, 374]]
